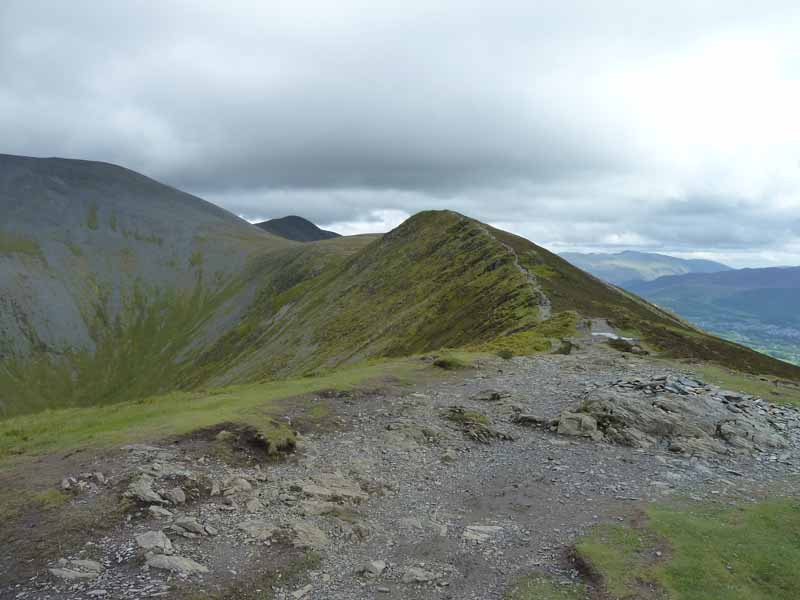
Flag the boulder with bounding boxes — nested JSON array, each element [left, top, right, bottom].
[[50, 559, 103, 580], [136, 530, 173, 554], [126, 475, 165, 504], [557, 412, 602, 441], [145, 553, 208, 575], [148, 505, 173, 519], [223, 477, 253, 496], [237, 519, 277, 540], [174, 516, 207, 536], [359, 560, 387, 578], [287, 520, 329, 550], [163, 487, 186, 505]]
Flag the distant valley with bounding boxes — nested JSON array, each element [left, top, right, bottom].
[[562, 250, 800, 366], [627, 268, 800, 366]]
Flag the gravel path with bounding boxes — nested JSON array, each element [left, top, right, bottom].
[[8, 339, 800, 600]]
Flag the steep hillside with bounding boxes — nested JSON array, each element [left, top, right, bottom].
[[255, 215, 341, 242], [561, 250, 730, 285], [628, 267, 800, 365], [0, 154, 292, 414]]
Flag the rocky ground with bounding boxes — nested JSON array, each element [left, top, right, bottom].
[[4, 334, 800, 600]]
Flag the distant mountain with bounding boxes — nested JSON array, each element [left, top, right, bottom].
[[255, 215, 341, 242], [560, 250, 731, 285], [627, 267, 800, 365]]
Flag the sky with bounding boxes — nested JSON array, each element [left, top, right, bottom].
[[1, 1, 799, 267]]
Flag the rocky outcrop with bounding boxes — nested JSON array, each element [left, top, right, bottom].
[[556, 375, 795, 456]]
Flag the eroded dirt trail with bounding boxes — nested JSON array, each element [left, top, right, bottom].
[[5, 338, 800, 600]]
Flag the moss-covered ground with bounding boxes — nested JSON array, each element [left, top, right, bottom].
[[575, 498, 800, 600]]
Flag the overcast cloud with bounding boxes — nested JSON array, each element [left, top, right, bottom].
[[1, 1, 799, 266]]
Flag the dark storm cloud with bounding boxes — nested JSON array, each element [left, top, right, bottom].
[[1, 1, 798, 266]]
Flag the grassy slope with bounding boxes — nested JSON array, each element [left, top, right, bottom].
[[576, 498, 800, 600], [191, 211, 546, 386], [489, 226, 800, 381], [3, 210, 798, 418]]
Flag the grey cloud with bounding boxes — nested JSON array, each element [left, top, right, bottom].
[[1, 1, 799, 266]]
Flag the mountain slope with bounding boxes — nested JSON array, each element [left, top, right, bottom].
[[1, 155, 798, 417], [255, 215, 341, 242], [561, 250, 731, 285], [0, 154, 293, 414], [627, 267, 800, 365]]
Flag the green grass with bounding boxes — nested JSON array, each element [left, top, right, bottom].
[[31, 488, 70, 509], [473, 311, 578, 355], [87, 202, 99, 230], [0, 231, 43, 258], [0, 358, 422, 461], [575, 498, 800, 600], [505, 574, 586, 599], [445, 406, 490, 426]]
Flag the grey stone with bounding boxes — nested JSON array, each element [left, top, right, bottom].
[[557, 412, 602, 441], [136, 530, 173, 554], [163, 487, 186, 505], [49, 559, 103, 580], [174, 517, 207, 536], [288, 520, 329, 550], [359, 560, 387, 577], [402, 567, 436, 583], [148, 505, 173, 518], [145, 553, 208, 575], [224, 477, 253, 496], [237, 519, 277, 540], [126, 476, 164, 504]]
